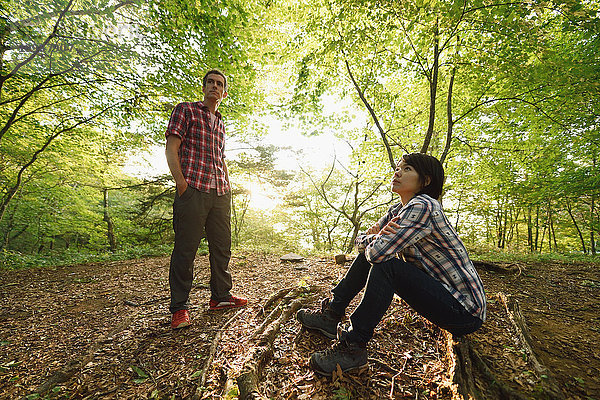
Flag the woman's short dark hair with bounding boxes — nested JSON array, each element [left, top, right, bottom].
[[202, 69, 227, 91], [402, 153, 444, 200]]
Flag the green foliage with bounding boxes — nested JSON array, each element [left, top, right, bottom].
[[0, 0, 268, 260], [469, 244, 600, 265], [0, 244, 174, 271], [1, 0, 599, 262]]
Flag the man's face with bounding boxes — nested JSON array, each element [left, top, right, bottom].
[[202, 73, 227, 102]]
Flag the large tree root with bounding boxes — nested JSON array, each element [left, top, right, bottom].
[[445, 292, 564, 399], [199, 308, 246, 388], [194, 286, 317, 400], [447, 334, 530, 399], [497, 293, 564, 399], [236, 299, 302, 400]]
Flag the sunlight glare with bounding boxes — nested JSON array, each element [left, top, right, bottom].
[[246, 179, 280, 212]]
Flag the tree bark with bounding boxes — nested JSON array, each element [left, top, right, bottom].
[[103, 188, 117, 252], [420, 19, 440, 154], [566, 200, 586, 253], [343, 58, 396, 170], [236, 300, 302, 400]]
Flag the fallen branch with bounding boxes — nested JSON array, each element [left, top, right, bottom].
[[236, 299, 303, 400], [260, 287, 293, 314], [444, 293, 565, 399], [497, 293, 564, 399], [199, 308, 246, 388]]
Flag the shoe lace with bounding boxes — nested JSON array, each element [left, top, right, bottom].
[[301, 298, 332, 318], [320, 297, 331, 313], [321, 340, 350, 357]]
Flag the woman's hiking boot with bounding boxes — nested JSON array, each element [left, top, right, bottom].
[[296, 298, 342, 339], [309, 327, 368, 376]]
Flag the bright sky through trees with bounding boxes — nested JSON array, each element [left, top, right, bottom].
[[2, 0, 598, 256]]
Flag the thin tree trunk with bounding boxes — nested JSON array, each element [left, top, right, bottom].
[[454, 190, 463, 232], [591, 193, 596, 255], [503, 209, 507, 248], [539, 224, 546, 253], [527, 206, 533, 252], [548, 201, 557, 251], [565, 201, 586, 253], [534, 205, 540, 252], [343, 58, 395, 170], [440, 36, 459, 164], [507, 206, 520, 245], [103, 188, 117, 251], [420, 19, 439, 154]]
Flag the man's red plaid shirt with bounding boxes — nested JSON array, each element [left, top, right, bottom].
[[165, 101, 230, 196]]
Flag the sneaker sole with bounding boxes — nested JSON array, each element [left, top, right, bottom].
[[172, 321, 190, 330], [309, 358, 368, 377], [208, 303, 248, 311]]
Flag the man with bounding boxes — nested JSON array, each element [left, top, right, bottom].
[[165, 69, 247, 330]]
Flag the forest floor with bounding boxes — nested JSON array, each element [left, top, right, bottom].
[[0, 252, 599, 399]]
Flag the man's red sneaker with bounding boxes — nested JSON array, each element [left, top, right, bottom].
[[171, 309, 191, 329], [209, 295, 248, 311]]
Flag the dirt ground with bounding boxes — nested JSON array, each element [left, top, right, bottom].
[[0, 252, 598, 399]]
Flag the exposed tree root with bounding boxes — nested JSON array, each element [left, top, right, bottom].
[[194, 285, 318, 400], [445, 292, 564, 399], [198, 308, 246, 389], [473, 260, 521, 275], [260, 287, 293, 313], [236, 299, 303, 400], [497, 293, 564, 399], [447, 333, 529, 400]]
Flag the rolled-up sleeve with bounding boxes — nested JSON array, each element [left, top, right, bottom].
[[165, 103, 189, 140], [365, 202, 432, 263]]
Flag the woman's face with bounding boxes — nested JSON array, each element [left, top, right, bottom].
[[390, 160, 423, 199]]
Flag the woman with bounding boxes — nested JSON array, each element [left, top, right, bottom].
[[296, 153, 486, 376]]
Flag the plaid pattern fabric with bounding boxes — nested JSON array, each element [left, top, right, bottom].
[[356, 194, 486, 321], [165, 101, 229, 195]]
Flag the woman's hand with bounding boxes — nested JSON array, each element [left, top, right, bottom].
[[365, 223, 380, 235], [380, 221, 400, 235]]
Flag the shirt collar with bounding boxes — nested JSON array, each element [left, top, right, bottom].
[[197, 101, 222, 119]]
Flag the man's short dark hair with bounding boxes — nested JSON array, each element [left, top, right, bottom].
[[203, 69, 227, 91], [402, 153, 445, 200]]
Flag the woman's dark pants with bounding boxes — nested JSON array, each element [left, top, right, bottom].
[[329, 253, 482, 343]]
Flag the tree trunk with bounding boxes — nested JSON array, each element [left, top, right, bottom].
[[566, 200, 586, 253], [103, 188, 117, 252], [440, 36, 459, 164], [591, 193, 596, 255], [548, 201, 557, 251], [420, 19, 439, 154], [527, 206, 534, 252], [454, 190, 463, 232], [534, 205, 540, 252], [343, 58, 395, 170]]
